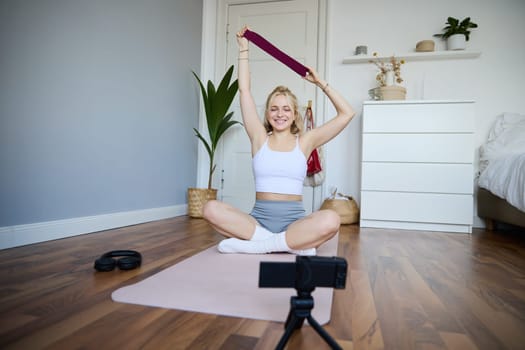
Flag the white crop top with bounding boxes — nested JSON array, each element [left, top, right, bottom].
[[252, 137, 307, 195]]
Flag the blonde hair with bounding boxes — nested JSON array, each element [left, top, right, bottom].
[[264, 86, 304, 135]]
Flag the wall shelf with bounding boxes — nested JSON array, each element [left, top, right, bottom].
[[343, 50, 481, 64]]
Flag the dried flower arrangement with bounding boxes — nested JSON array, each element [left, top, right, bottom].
[[369, 53, 405, 87]]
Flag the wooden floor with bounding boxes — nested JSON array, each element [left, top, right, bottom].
[[1, 217, 525, 350]]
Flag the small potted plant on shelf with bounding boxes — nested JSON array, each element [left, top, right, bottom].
[[188, 65, 240, 218], [434, 16, 478, 50]]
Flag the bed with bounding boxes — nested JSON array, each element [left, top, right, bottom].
[[477, 112, 525, 230]]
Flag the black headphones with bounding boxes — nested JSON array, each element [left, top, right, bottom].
[[94, 250, 142, 272]]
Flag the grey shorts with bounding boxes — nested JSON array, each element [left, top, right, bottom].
[[250, 200, 305, 233]]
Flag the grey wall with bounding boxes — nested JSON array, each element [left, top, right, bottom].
[[0, 0, 203, 226]]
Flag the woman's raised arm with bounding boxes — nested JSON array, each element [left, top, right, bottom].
[[236, 27, 267, 151], [302, 67, 355, 153]]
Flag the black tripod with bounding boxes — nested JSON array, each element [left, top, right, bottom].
[[275, 287, 342, 350]]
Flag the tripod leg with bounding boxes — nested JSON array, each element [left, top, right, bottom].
[[307, 315, 342, 350], [276, 314, 305, 350]]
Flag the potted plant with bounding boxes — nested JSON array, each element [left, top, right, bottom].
[[188, 65, 240, 218], [434, 17, 478, 50], [369, 53, 406, 100]]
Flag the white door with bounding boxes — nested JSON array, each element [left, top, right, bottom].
[[219, 0, 321, 214]]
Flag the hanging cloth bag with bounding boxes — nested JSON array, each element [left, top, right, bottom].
[[305, 103, 322, 175], [304, 101, 325, 187]]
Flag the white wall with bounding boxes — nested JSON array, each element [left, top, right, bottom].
[[324, 0, 525, 227]]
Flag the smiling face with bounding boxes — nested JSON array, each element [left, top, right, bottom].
[[267, 94, 294, 132], [263, 86, 303, 134]]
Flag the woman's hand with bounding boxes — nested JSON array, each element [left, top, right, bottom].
[[236, 26, 249, 51], [303, 67, 326, 89]]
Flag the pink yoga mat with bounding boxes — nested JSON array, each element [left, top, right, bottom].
[[112, 235, 339, 324]]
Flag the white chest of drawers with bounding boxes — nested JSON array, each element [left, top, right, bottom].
[[360, 100, 475, 233]]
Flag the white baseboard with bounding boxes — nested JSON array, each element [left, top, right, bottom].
[[0, 205, 187, 250], [360, 219, 473, 233]]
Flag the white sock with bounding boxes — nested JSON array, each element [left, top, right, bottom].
[[276, 231, 317, 256], [218, 232, 316, 256], [250, 225, 273, 241], [288, 247, 316, 256]]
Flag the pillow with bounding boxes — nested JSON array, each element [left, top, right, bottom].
[[487, 112, 525, 140], [479, 112, 525, 172]]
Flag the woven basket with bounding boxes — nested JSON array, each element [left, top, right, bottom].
[[187, 188, 218, 218], [320, 195, 359, 224]]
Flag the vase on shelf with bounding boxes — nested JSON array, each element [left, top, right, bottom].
[[385, 71, 395, 86]]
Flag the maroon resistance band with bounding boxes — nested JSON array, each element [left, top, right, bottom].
[[243, 29, 309, 77]]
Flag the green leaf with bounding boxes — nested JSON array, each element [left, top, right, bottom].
[[447, 17, 459, 27], [460, 17, 470, 27], [193, 128, 212, 159], [213, 66, 236, 133], [214, 112, 241, 147]]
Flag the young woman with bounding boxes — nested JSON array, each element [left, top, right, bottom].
[[203, 27, 355, 255]]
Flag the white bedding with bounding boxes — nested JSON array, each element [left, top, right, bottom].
[[478, 112, 525, 212], [478, 153, 525, 212]]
